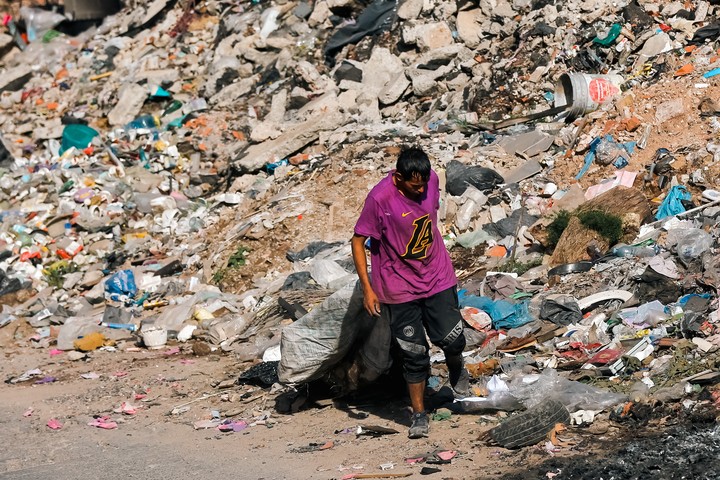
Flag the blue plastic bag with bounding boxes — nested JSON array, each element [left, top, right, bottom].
[[459, 293, 533, 330], [105, 270, 138, 302], [655, 185, 691, 220]]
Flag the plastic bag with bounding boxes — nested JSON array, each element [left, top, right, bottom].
[[153, 288, 226, 331], [459, 293, 533, 330], [675, 228, 712, 262], [57, 317, 101, 350], [308, 258, 351, 289], [539, 296, 582, 326], [104, 270, 137, 302], [655, 185, 691, 220], [507, 369, 627, 412], [20, 7, 65, 42], [445, 160, 504, 196], [631, 300, 669, 327]]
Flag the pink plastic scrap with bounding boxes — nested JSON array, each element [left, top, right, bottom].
[[218, 419, 248, 432], [114, 402, 138, 415], [23, 408, 34, 417], [436, 450, 456, 461], [88, 416, 118, 429], [47, 418, 63, 430], [49, 349, 63, 356], [585, 170, 638, 200], [163, 347, 181, 356]]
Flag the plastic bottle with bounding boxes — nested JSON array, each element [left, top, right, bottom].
[[125, 115, 160, 130], [101, 322, 137, 332]]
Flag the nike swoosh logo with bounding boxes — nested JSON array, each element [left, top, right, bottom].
[[402, 212, 412, 217]]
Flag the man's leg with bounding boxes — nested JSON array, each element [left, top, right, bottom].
[[408, 380, 426, 413], [386, 300, 431, 438], [423, 287, 469, 396]]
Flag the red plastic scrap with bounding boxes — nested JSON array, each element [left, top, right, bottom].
[[588, 349, 623, 365]]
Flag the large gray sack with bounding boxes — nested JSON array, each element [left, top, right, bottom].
[[278, 280, 391, 385]]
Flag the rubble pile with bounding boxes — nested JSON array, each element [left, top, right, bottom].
[[1, 0, 720, 462]]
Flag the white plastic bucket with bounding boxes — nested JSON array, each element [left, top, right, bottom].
[[554, 73, 624, 121], [142, 326, 168, 349]]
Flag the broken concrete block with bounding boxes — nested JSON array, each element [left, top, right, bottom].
[[33, 119, 64, 141], [483, 0, 516, 18], [402, 21, 454, 50], [210, 76, 258, 107], [407, 65, 452, 96], [266, 89, 288, 123], [308, 0, 331, 26], [362, 48, 405, 96], [456, 9, 484, 48], [108, 83, 148, 126], [378, 74, 411, 105], [338, 89, 360, 114], [251, 122, 283, 142], [236, 91, 347, 172], [398, 0, 423, 19]]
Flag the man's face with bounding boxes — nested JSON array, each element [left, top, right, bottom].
[[394, 172, 428, 201]]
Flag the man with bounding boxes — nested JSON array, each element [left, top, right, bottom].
[[351, 146, 469, 439]]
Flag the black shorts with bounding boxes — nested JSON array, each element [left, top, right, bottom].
[[383, 286, 466, 383]]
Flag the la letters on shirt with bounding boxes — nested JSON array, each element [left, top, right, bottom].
[[354, 170, 457, 304]]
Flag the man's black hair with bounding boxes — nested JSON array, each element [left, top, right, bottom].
[[396, 146, 431, 181]]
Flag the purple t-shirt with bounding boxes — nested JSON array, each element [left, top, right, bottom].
[[354, 170, 457, 304]]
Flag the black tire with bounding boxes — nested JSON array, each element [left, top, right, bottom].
[[489, 399, 571, 448]]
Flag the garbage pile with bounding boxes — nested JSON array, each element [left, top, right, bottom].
[[1, 0, 720, 452]]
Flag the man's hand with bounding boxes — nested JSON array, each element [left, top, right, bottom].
[[351, 233, 381, 317], [363, 287, 381, 317]]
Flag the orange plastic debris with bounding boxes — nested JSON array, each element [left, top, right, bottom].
[[289, 153, 310, 165], [487, 245, 507, 257], [197, 143, 207, 151], [73, 332, 107, 352], [46, 102, 59, 110], [674, 64, 694, 76], [231, 130, 245, 140], [684, 45, 697, 54], [19, 251, 42, 262]]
